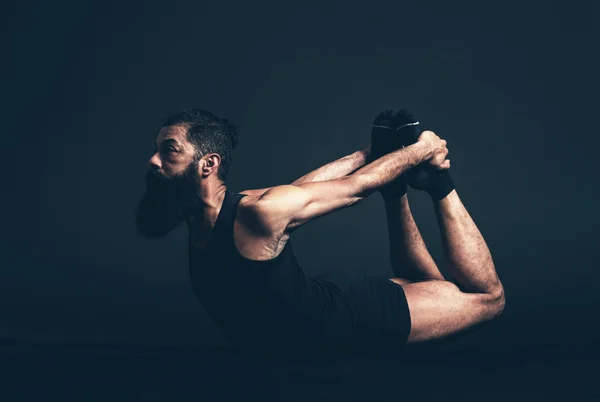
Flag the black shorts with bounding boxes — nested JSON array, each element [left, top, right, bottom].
[[226, 274, 412, 358], [317, 274, 412, 352]]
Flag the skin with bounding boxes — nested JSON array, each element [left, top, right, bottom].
[[137, 124, 505, 345]]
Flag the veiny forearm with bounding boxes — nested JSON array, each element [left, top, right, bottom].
[[353, 142, 429, 195], [291, 149, 369, 185]]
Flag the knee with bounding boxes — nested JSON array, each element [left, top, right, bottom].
[[461, 278, 505, 321], [486, 283, 506, 320]]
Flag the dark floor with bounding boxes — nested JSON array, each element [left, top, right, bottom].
[[1, 339, 598, 402]]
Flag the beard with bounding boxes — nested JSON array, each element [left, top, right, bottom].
[[134, 162, 201, 239]]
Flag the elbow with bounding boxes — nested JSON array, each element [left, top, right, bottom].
[[338, 175, 368, 207], [348, 195, 366, 207]]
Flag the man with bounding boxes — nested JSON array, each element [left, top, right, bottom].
[[135, 108, 505, 355]]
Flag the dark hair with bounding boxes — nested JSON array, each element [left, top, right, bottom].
[[162, 108, 238, 182]]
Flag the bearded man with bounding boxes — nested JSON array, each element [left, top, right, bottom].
[[135, 108, 505, 355]]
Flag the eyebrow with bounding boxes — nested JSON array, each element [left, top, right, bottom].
[[154, 138, 181, 147]]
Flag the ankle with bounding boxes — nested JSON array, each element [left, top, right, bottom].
[[381, 192, 407, 203]]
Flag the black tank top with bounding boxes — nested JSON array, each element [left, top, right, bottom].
[[188, 190, 353, 353]]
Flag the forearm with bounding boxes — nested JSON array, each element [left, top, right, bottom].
[[291, 149, 369, 185], [255, 143, 428, 232], [353, 142, 430, 196]]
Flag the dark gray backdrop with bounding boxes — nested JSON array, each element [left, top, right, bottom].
[[4, 0, 599, 350]]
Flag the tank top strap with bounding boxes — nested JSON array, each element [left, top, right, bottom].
[[212, 189, 247, 254]]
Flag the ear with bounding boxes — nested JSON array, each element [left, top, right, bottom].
[[200, 153, 221, 178]]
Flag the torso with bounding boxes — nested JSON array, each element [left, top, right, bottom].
[[190, 194, 290, 261], [187, 190, 373, 354]]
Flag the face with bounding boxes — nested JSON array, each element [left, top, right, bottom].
[[134, 125, 200, 239]]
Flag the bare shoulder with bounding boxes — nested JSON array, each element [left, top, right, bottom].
[[236, 193, 266, 232], [236, 189, 285, 236], [234, 190, 289, 260], [242, 184, 306, 212]]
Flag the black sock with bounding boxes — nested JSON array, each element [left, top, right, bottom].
[[428, 169, 455, 201], [387, 111, 456, 201], [406, 162, 456, 201], [369, 110, 407, 198]]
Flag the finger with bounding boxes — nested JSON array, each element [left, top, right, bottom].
[[432, 159, 450, 170], [432, 150, 445, 163]]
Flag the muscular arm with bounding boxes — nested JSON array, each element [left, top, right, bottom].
[[291, 148, 370, 185], [243, 141, 433, 233], [240, 148, 370, 197]]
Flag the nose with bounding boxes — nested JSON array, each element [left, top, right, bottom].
[[148, 152, 161, 170]]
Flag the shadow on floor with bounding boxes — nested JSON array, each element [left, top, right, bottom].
[[0, 338, 598, 401]]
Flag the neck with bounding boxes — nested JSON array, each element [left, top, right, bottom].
[[185, 182, 227, 242]]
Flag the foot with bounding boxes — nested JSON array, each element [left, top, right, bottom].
[[369, 109, 410, 198], [392, 113, 455, 201]]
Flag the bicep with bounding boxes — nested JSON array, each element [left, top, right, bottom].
[[254, 175, 366, 232]]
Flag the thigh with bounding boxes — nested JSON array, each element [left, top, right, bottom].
[[396, 279, 499, 343]]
